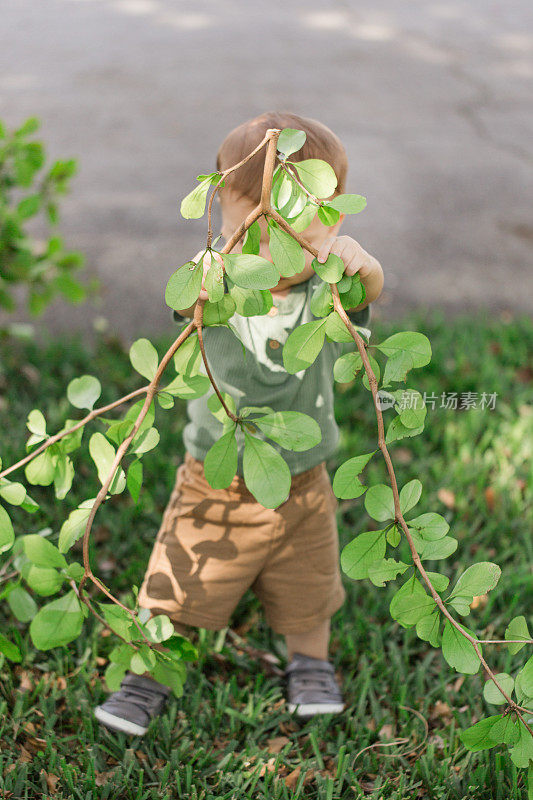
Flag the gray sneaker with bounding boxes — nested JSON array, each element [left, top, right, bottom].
[[94, 672, 171, 736], [285, 653, 345, 719]]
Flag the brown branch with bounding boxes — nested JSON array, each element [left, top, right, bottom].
[[0, 386, 148, 481], [194, 301, 238, 424]]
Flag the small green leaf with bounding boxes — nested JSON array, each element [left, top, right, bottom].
[[339, 276, 365, 310], [441, 620, 481, 674], [207, 392, 237, 425], [399, 479, 422, 515], [164, 374, 210, 399], [99, 603, 134, 642], [0, 505, 15, 553], [390, 576, 435, 627], [332, 453, 374, 499], [333, 351, 363, 383], [386, 416, 425, 444], [282, 318, 327, 374], [204, 430, 238, 489], [310, 281, 333, 318], [173, 335, 201, 376], [294, 159, 337, 198], [129, 338, 159, 381], [268, 222, 305, 277], [368, 558, 409, 587], [416, 610, 441, 647], [242, 220, 261, 255], [408, 513, 449, 541], [277, 128, 307, 157], [0, 633, 22, 663], [514, 654, 533, 705], [105, 662, 127, 692], [30, 590, 84, 650], [25, 449, 55, 486], [131, 427, 160, 455], [341, 531, 387, 580], [7, 586, 38, 623], [89, 433, 126, 494], [509, 722, 533, 768], [425, 572, 450, 593], [325, 311, 353, 343], [58, 499, 96, 553], [448, 563, 501, 616], [27, 409, 47, 436], [488, 714, 520, 746], [312, 254, 344, 283], [460, 716, 501, 752], [203, 295, 236, 326], [67, 375, 101, 410], [180, 174, 219, 219], [483, 673, 514, 705], [223, 253, 280, 290], [22, 534, 67, 569], [127, 459, 143, 503], [376, 332, 431, 369], [204, 254, 225, 303], [318, 205, 340, 226], [325, 194, 367, 214], [228, 281, 273, 316], [364, 484, 395, 522], [165, 260, 203, 311], [53, 454, 75, 500], [254, 411, 322, 452], [243, 433, 291, 509], [144, 615, 175, 643], [505, 616, 530, 655]]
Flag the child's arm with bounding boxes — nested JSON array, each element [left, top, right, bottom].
[[316, 236, 384, 310]]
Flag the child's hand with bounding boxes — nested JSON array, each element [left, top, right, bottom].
[[316, 235, 384, 306], [316, 235, 372, 279]]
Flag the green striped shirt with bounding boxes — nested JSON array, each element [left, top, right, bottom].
[[180, 273, 371, 475]]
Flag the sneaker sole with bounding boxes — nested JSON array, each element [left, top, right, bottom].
[[288, 702, 345, 718], [94, 706, 148, 736]]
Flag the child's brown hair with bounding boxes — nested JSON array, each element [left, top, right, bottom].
[[217, 111, 347, 204]]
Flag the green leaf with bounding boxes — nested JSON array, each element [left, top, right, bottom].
[[127, 459, 143, 503], [505, 616, 530, 655], [129, 338, 159, 381], [294, 159, 337, 198], [105, 662, 127, 692], [0, 633, 22, 663], [207, 392, 237, 425], [203, 295, 236, 326], [22, 534, 67, 569], [333, 351, 363, 383], [173, 334, 202, 376], [399, 479, 422, 515], [448, 562, 501, 616], [0, 481, 26, 506], [58, 499, 96, 553], [21, 562, 64, 596], [325, 194, 367, 214], [441, 621, 481, 674], [254, 411, 322, 452], [368, 558, 409, 587], [411, 533, 458, 561], [7, 586, 38, 623], [387, 526, 402, 547], [325, 312, 353, 343], [165, 260, 203, 311], [341, 531, 387, 580], [99, 603, 133, 642], [164, 374, 210, 399], [243, 433, 291, 509], [386, 416, 425, 444], [268, 222, 305, 277], [180, 174, 218, 219], [416, 610, 442, 647], [277, 128, 306, 157], [408, 513, 449, 541], [310, 281, 333, 318], [509, 722, 533, 768], [53, 454, 75, 500], [282, 318, 327, 374], [223, 253, 280, 290], [483, 673, 514, 705], [242, 220, 261, 255], [144, 615, 175, 643], [488, 714, 519, 746], [25, 449, 55, 486], [151, 658, 187, 697], [89, 433, 126, 494], [395, 390, 427, 429], [376, 332, 432, 369], [130, 646, 157, 674], [30, 590, 84, 650], [204, 254, 225, 303], [460, 716, 501, 752], [228, 280, 273, 316], [66, 375, 101, 410], [390, 576, 435, 627], [318, 205, 340, 226], [131, 426, 160, 455], [332, 453, 374, 499], [339, 276, 365, 310], [204, 430, 238, 489], [364, 484, 395, 522], [0, 505, 15, 553], [312, 254, 344, 283], [425, 571, 450, 593], [383, 351, 414, 384], [515, 655, 533, 705], [27, 409, 47, 436]]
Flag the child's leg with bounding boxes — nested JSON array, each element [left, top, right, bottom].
[[285, 618, 330, 661]]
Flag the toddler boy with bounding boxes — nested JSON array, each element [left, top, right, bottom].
[[95, 111, 384, 736]]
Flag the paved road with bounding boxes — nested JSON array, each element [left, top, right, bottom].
[[1, 0, 532, 341]]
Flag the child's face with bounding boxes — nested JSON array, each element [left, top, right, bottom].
[[220, 190, 344, 293]]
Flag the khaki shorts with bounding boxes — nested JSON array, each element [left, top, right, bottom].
[[138, 452, 346, 635]]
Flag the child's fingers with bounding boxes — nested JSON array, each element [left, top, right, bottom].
[[316, 236, 336, 263]]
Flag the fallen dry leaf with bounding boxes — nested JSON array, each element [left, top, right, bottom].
[[484, 487, 496, 510], [95, 770, 117, 786], [259, 757, 277, 777], [284, 766, 301, 790], [431, 701, 453, 724], [378, 723, 395, 740], [267, 736, 290, 754], [438, 488, 455, 509], [42, 771, 59, 794]]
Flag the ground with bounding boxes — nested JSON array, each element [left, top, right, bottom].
[[0, 0, 532, 339], [0, 311, 531, 799]]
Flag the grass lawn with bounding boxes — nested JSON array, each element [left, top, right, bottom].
[[0, 310, 531, 799]]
